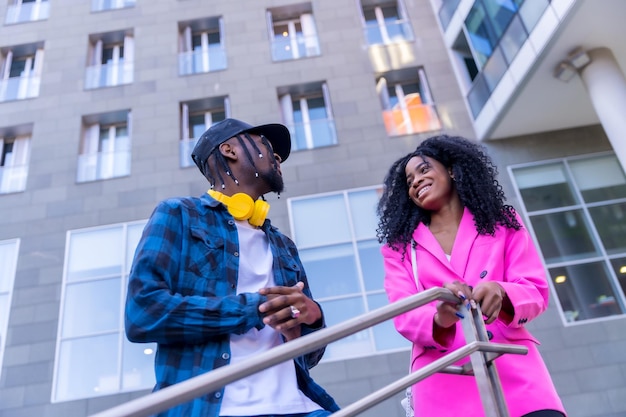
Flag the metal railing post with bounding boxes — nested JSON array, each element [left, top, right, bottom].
[[460, 305, 511, 417]]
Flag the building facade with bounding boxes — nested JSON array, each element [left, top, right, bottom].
[[0, 0, 625, 416]]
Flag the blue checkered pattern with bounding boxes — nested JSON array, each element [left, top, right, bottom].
[[125, 193, 339, 417]]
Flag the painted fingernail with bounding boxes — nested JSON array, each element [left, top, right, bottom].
[[457, 291, 466, 300], [455, 312, 465, 319], [470, 300, 477, 309]]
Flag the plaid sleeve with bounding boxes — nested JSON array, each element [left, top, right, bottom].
[[124, 199, 266, 345]]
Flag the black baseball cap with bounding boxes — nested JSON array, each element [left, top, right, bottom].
[[191, 118, 291, 176]]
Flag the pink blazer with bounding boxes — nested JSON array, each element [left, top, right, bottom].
[[382, 208, 566, 417]]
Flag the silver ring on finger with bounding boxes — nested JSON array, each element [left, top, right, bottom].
[[289, 305, 301, 319]]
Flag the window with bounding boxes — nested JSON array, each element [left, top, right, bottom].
[[510, 153, 626, 324], [376, 67, 441, 136], [454, 0, 550, 118], [77, 110, 132, 182], [0, 239, 19, 381], [278, 82, 337, 151], [85, 31, 134, 89], [360, 0, 413, 45], [289, 187, 409, 360], [5, 0, 50, 24], [178, 17, 227, 75], [267, 3, 320, 62], [52, 222, 154, 402], [0, 130, 31, 193], [91, 0, 135, 12], [180, 96, 230, 168], [0, 43, 43, 102]]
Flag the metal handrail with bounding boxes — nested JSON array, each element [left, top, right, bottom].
[[90, 287, 526, 417]]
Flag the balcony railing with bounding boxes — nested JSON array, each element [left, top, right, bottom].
[[0, 75, 40, 102], [85, 62, 134, 89], [289, 118, 337, 151], [91, 0, 135, 12], [179, 138, 199, 168], [178, 47, 227, 76], [364, 19, 414, 45], [270, 34, 321, 62], [382, 103, 442, 136], [5, 0, 50, 24], [77, 148, 130, 182], [0, 164, 28, 193]]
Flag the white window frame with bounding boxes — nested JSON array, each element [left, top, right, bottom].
[[52, 221, 154, 403], [78, 111, 132, 182], [359, 0, 414, 45], [0, 239, 19, 381], [279, 82, 336, 151], [5, 0, 50, 24], [178, 17, 226, 75], [266, 8, 320, 61], [0, 46, 43, 102], [0, 134, 31, 193], [91, 0, 135, 12], [376, 67, 441, 136], [86, 34, 134, 89], [180, 97, 231, 168]]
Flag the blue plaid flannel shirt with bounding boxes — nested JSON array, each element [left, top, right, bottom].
[[125, 193, 339, 416]]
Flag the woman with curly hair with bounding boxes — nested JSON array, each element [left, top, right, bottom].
[[377, 135, 566, 417]]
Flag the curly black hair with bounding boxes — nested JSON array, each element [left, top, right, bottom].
[[376, 134, 520, 251]]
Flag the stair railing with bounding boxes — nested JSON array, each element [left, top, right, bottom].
[[90, 287, 527, 417]]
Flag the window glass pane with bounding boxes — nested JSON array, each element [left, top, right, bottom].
[[348, 189, 380, 240], [482, 0, 517, 39], [517, 0, 549, 33], [62, 278, 121, 338], [358, 240, 385, 292], [482, 47, 507, 91], [56, 334, 119, 401], [301, 244, 360, 299], [126, 223, 146, 273], [569, 155, 626, 202], [307, 97, 327, 120], [122, 338, 156, 390], [68, 227, 123, 281], [588, 203, 626, 255], [368, 292, 409, 351], [549, 262, 624, 322], [609, 257, 626, 302], [320, 297, 371, 359], [363, 8, 383, 45], [529, 210, 599, 263], [464, 3, 495, 65], [512, 163, 578, 211], [499, 15, 527, 64], [291, 195, 350, 247]]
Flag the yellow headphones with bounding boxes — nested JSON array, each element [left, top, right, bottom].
[[207, 189, 270, 227]]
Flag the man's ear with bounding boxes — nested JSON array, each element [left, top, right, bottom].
[[219, 141, 238, 161]]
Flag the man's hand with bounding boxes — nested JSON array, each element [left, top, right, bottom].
[[258, 282, 322, 341]]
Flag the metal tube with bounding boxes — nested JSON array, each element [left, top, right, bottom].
[[90, 287, 459, 417]]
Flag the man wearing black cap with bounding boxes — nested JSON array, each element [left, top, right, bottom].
[[125, 118, 339, 417]]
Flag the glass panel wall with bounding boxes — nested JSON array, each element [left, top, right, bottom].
[[511, 153, 626, 324]]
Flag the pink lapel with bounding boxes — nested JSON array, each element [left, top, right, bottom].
[[412, 207, 479, 278]]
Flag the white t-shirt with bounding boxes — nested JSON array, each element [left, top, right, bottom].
[[219, 221, 321, 416]]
